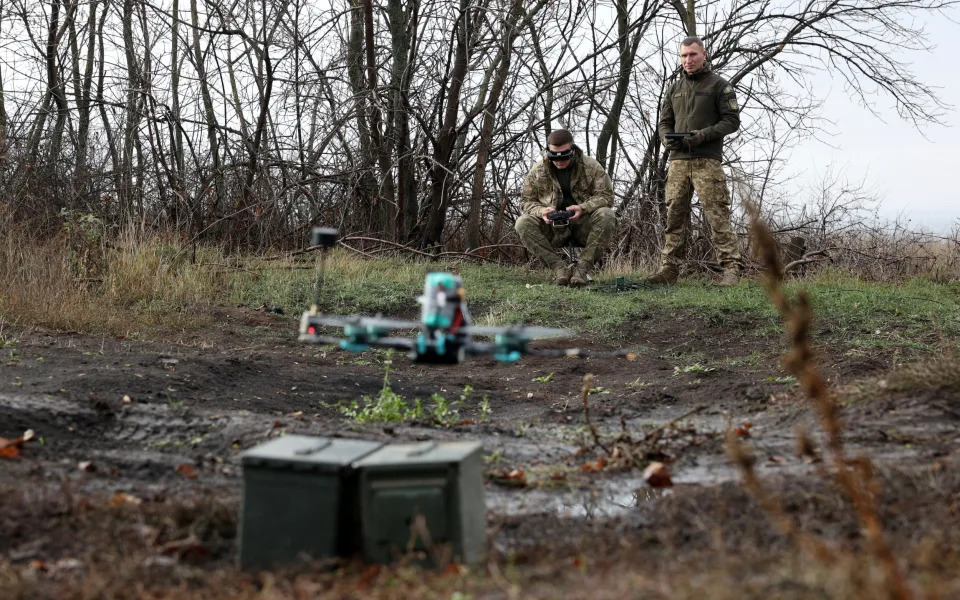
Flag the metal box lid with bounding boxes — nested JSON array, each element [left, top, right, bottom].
[[241, 435, 383, 472], [353, 440, 482, 469]]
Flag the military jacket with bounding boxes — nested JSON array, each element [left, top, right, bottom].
[[657, 67, 740, 161], [520, 147, 614, 218]]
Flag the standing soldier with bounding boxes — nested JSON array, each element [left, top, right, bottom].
[[648, 36, 743, 286], [515, 129, 617, 287]]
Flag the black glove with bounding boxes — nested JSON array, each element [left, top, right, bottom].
[[684, 130, 707, 149], [663, 136, 683, 151]]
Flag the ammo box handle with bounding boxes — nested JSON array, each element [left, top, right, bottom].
[[294, 440, 334, 455], [407, 441, 438, 457]]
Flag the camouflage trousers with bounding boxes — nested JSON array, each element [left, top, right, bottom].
[[515, 207, 617, 269], [660, 158, 742, 269]]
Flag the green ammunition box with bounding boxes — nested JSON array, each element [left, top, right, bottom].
[[354, 440, 485, 566], [238, 435, 382, 570]]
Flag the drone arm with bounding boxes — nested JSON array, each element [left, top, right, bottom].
[[298, 333, 350, 346], [525, 348, 637, 360], [366, 337, 418, 351]]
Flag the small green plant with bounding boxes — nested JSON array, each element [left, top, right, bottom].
[[484, 449, 503, 464], [532, 372, 555, 383], [478, 395, 492, 422], [429, 392, 459, 424], [340, 352, 423, 422], [765, 375, 797, 384], [673, 363, 715, 375], [626, 377, 648, 388], [164, 391, 185, 408]]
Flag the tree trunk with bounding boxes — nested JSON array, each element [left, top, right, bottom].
[[386, 0, 418, 241], [46, 0, 69, 183], [595, 0, 645, 172], [419, 0, 472, 249], [466, 0, 527, 250], [190, 0, 225, 228]]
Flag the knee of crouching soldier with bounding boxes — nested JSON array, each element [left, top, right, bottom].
[[515, 214, 540, 236], [592, 207, 616, 228]]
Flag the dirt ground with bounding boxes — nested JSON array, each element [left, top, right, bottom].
[[2, 304, 959, 598]]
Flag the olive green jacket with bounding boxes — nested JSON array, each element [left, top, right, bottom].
[[657, 66, 740, 161], [520, 147, 614, 218]]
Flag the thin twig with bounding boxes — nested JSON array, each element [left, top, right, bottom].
[[581, 374, 609, 455]]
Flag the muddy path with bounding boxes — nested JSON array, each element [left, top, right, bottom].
[[2, 304, 958, 591]]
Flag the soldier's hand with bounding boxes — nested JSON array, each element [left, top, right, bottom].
[[540, 207, 553, 223], [663, 136, 683, 151], [684, 130, 706, 149], [567, 205, 583, 222]]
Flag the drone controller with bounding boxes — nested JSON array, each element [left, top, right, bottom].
[[547, 209, 576, 227]]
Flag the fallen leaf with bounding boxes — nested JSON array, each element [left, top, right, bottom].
[[176, 463, 197, 479], [78, 461, 96, 472], [160, 536, 209, 560], [581, 457, 606, 472], [28, 560, 48, 572], [643, 461, 673, 488], [0, 430, 34, 459], [768, 455, 786, 464], [492, 468, 528, 487], [272, 421, 286, 429], [735, 427, 751, 438], [287, 410, 303, 417], [110, 492, 142, 506]]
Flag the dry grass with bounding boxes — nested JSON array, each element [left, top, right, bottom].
[[885, 352, 960, 394], [729, 208, 914, 599], [0, 225, 221, 336]]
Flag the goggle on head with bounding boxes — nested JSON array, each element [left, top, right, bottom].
[[545, 147, 575, 162]]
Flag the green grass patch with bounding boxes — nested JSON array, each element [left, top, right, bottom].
[[3, 233, 958, 358]]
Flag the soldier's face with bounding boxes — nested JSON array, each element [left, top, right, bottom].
[[547, 142, 574, 169], [680, 43, 706, 73]]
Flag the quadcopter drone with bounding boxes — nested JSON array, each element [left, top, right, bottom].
[[298, 228, 634, 364]]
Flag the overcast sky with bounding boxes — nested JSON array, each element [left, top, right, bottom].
[[780, 8, 960, 233]]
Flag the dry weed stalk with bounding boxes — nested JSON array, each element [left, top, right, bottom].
[[581, 374, 610, 455], [741, 206, 911, 599], [726, 429, 834, 562], [579, 371, 708, 469]]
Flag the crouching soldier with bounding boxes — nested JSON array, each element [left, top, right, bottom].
[[515, 129, 617, 286]]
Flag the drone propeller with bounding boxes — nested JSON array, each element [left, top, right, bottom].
[[463, 324, 573, 339], [308, 314, 420, 331]]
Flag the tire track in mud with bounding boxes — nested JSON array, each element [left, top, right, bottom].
[[0, 393, 279, 486]]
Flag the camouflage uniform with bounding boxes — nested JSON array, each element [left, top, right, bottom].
[[657, 66, 742, 271], [515, 147, 616, 271]]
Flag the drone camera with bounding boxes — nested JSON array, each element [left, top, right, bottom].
[[311, 227, 339, 248]]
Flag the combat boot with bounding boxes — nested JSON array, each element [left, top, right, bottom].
[[645, 265, 679, 285], [569, 261, 592, 287], [715, 267, 740, 287], [552, 264, 572, 286]]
